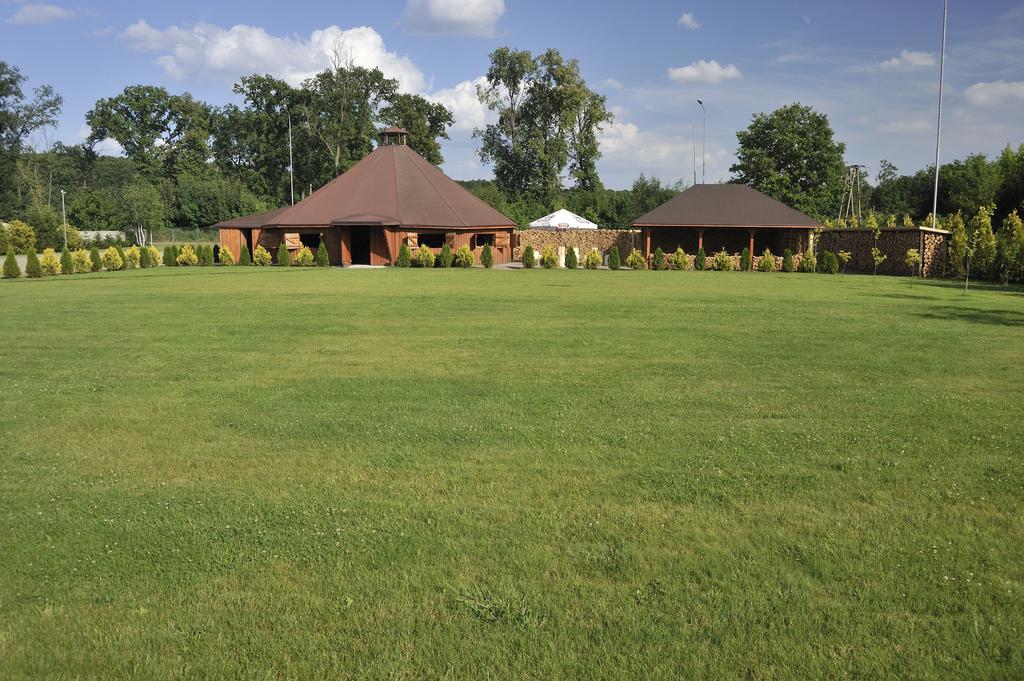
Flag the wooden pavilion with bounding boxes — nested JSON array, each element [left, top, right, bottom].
[[632, 184, 821, 258], [216, 128, 517, 266]]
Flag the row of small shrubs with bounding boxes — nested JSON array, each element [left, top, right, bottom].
[[2, 244, 162, 278], [395, 242, 486, 268]]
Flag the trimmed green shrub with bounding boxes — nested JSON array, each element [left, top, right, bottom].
[[115, 245, 126, 270], [782, 249, 794, 272], [652, 247, 666, 270], [167, 245, 180, 266], [607, 245, 621, 270], [540, 244, 557, 269], [396, 243, 412, 267], [175, 244, 198, 266], [757, 248, 776, 272], [219, 245, 236, 266], [438, 242, 453, 268], [72, 248, 92, 274], [454, 244, 474, 268], [200, 244, 215, 266], [2, 245, 20, 279], [294, 246, 314, 266], [583, 249, 602, 269], [740, 247, 751, 271], [239, 243, 252, 266], [522, 245, 535, 268], [798, 250, 817, 273], [316, 241, 330, 267], [124, 245, 141, 269], [60, 246, 73, 275], [40, 248, 62, 275], [415, 244, 435, 268], [564, 245, 578, 269], [147, 246, 161, 267], [669, 247, 690, 270], [139, 244, 153, 268], [711, 249, 733, 271], [481, 242, 493, 268], [5, 220, 37, 254], [162, 245, 175, 267], [695, 247, 706, 271], [277, 243, 291, 266], [24, 249, 41, 278], [625, 248, 646, 270], [821, 250, 839, 274], [253, 244, 272, 266]]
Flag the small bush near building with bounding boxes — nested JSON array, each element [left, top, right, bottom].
[[163, 246, 175, 267], [220, 245, 236, 266], [626, 248, 646, 270], [41, 248, 62, 275], [415, 244, 435, 268], [198, 244, 215, 266], [652, 247, 666, 270], [871, 247, 887, 276], [757, 249, 776, 272], [115, 245, 127, 269], [25, 250, 41, 278], [60, 246, 73, 275], [438, 243, 453, 268], [481, 243, 493, 269], [253, 245, 272, 266], [607, 245, 621, 270], [6, 220, 37, 254], [139, 244, 153, 268], [239, 244, 252, 266], [837, 250, 851, 275], [540, 244, 557, 269], [821, 250, 839, 274], [522, 245, 535, 268], [276, 243, 290, 267], [294, 246, 314, 267], [695, 247, 706, 271], [3, 245, 20, 278], [72, 248, 92, 274], [782, 249, 794, 272], [564, 246, 578, 269], [740, 247, 751, 271], [798, 250, 817, 273], [175, 244, 198, 267], [147, 246, 161, 267], [396, 243, 412, 267], [90, 247, 103, 272], [670, 247, 691, 270], [124, 245, 141, 269], [583, 249, 602, 269], [316, 242, 329, 267], [454, 245, 474, 268], [711, 249, 733, 271], [102, 246, 123, 271]]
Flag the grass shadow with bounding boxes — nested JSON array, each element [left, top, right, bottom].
[[915, 305, 1024, 327]]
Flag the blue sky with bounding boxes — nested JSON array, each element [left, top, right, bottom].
[[3, 0, 1023, 189]]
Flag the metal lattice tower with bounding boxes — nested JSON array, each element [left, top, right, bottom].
[[839, 165, 867, 226]]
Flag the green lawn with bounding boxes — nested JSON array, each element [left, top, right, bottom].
[[1, 267, 1022, 679]]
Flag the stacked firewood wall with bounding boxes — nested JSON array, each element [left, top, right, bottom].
[[514, 229, 639, 260], [816, 228, 949, 277]]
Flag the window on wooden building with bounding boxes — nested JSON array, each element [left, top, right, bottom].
[[417, 233, 445, 248], [471, 234, 495, 249]]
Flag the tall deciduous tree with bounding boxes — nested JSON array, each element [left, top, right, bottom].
[[730, 103, 846, 219], [0, 62, 62, 215]]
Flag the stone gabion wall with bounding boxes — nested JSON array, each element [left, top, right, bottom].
[[514, 229, 639, 261], [652, 252, 806, 272], [816, 228, 948, 277]]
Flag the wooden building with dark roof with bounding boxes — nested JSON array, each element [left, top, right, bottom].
[[216, 128, 517, 266], [632, 184, 821, 258]]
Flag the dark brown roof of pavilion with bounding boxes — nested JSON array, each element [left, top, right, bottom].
[[263, 144, 515, 230], [213, 207, 290, 229], [632, 184, 820, 228]]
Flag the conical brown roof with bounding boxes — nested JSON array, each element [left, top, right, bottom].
[[265, 144, 515, 230], [633, 184, 820, 228]]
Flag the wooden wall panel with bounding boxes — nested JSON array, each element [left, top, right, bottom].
[[370, 228, 389, 266]]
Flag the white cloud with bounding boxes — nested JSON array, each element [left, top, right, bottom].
[[120, 20, 426, 92], [601, 78, 624, 90], [877, 119, 931, 134], [667, 60, 742, 84], [7, 3, 75, 25], [402, 0, 505, 36], [677, 12, 700, 30], [428, 77, 493, 131], [879, 50, 935, 71], [964, 80, 1024, 107], [597, 120, 727, 183]]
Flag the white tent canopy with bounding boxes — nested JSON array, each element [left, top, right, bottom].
[[528, 208, 599, 231]]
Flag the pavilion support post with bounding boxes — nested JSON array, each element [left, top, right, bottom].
[[643, 229, 651, 257], [697, 229, 704, 252], [748, 229, 756, 269]]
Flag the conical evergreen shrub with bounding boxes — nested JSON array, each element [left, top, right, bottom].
[[782, 249, 794, 272], [695, 248, 706, 271], [607, 245, 621, 270], [239, 243, 252, 266], [139, 244, 152, 268], [163, 246, 174, 266], [481, 243, 493, 269], [522, 245, 535, 268], [653, 247, 665, 270], [564, 246, 578, 269], [91, 246, 103, 271], [2, 245, 20, 278], [277, 243, 291, 266], [438, 242, 453, 268], [396, 243, 411, 267], [740, 247, 751, 271], [316, 241, 330, 267], [25, 249, 41, 278], [115, 245, 126, 270], [60, 246, 73, 275]]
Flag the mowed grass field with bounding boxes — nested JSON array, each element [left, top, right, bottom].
[[1, 267, 1022, 679]]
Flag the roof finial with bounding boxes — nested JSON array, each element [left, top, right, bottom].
[[381, 127, 409, 146]]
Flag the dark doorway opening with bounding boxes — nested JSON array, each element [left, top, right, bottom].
[[243, 229, 254, 256], [351, 229, 371, 265], [299, 233, 320, 249]]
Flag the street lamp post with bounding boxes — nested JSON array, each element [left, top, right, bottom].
[[697, 99, 707, 184], [60, 189, 67, 249], [931, 0, 948, 232]]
